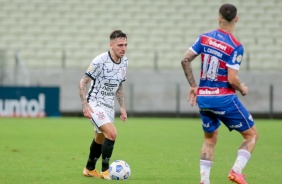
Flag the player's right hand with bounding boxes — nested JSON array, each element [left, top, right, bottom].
[[82, 103, 94, 119], [188, 86, 198, 107]]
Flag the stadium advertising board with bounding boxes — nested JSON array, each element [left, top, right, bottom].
[[0, 86, 60, 117]]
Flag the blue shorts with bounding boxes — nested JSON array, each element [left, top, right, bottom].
[[197, 95, 254, 133]]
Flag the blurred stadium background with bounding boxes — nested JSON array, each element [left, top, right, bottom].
[[0, 0, 281, 118]]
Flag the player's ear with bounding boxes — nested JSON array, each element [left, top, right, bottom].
[[218, 15, 223, 23], [235, 16, 238, 23]]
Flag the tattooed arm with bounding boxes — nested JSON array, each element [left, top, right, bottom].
[[181, 49, 198, 106], [116, 82, 127, 122], [181, 49, 198, 87], [78, 75, 93, 119]]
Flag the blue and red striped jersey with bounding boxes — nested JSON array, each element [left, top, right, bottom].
[[190, 29, 244, 96]]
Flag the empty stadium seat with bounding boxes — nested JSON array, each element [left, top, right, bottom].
[[0, 0, 281, 69]]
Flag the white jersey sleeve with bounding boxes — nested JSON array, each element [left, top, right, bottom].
[[85, 54, 103, 79]]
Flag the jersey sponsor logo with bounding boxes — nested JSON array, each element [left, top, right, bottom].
[[201, 35, 234, 55], [101, 91, 115, 96], [232, 51, 238, 63], [198, 87, 235, 95], [102, 86, 114, 91], [201, 108, 225, 115], [97, 102, 114, 109], [199, 88, 220, 95], [202, 122, 210, 128], [232, 52, 243, 64], [105, 83, 117, 87], [208, 40, 227, 51], [229, 122, 243, 129], [248, 115, 253, 121], [102, 83, 116, 96]]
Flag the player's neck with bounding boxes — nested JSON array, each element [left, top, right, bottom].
[[109, 50, 120, 63], [219, 20, 235, 34], [219, 26, 234, 34]]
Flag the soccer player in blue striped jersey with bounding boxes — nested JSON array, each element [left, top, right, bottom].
[[79, 30, 128, 180], [181, 4, 258, 184]]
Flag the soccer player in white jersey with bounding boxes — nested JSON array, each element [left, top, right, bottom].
[[78, 30, 128, 180]]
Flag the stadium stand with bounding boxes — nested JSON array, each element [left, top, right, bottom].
[[0, 0, 281, 70]]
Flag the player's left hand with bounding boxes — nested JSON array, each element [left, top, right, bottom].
[[240, 83, 248, 96], [120, 107, 127, 122], [188, 86, 198, 107]]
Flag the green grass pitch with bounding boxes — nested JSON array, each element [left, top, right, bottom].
[[0, 117, 281, 184]]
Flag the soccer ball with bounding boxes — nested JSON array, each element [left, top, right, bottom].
[[109, 160, 131, 180]]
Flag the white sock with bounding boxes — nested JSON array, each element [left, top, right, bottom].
[[200, 159, 212, 183], [232, 149, 251, 174]]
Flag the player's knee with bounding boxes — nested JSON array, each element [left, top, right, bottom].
[[204, 136, 217, 146], [250, 126, 259, 142], [253, 129, 258, 142], [248, 133, 258, 146], [242, 127, 258, 143], [205, 139, 217, 147], [106, 131, 117, 140]]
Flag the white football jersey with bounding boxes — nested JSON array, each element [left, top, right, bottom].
[[85, 51, 128, 109]]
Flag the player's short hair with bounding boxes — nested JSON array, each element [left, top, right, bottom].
[[110, 30, 127, 40], [219, 3, 237, 22]]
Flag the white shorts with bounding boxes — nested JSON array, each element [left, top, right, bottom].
[[89, 102, 115, 133]]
